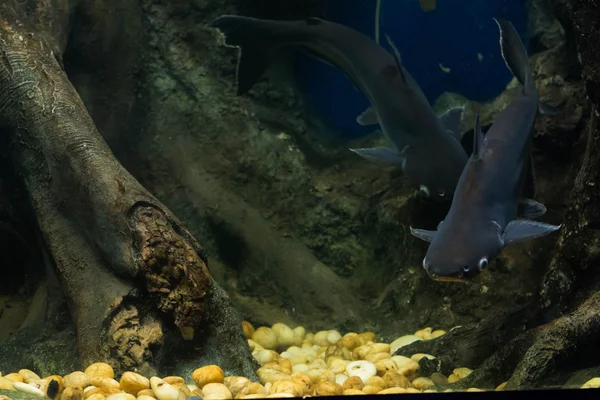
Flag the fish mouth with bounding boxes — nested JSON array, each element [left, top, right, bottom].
[[429, 273, 467, 283]]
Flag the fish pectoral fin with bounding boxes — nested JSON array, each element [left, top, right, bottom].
[[410, 227, 437, 243], [538, 101, 561, 116], [438, 106, 465, 141], [502, 219, 561, 245], [518, 198, 547, 219], [356, 106, 379, 126], [349, 147, 405, 168]]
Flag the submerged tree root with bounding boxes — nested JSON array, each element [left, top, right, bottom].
[[505, 291, 600, 389], [0, 2, 256, 376], [394, 305, 537, 372]]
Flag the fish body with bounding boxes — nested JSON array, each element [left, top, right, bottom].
[[410, 18, 561, 281], [210, 15, 468, 200]]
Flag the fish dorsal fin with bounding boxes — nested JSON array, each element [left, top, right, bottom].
[[384, 34, 407, 83], [472, 112, 484, 159]]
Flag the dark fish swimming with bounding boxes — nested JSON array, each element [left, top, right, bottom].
[[409, 18, 561, 282], [209, 15, 469, 200]]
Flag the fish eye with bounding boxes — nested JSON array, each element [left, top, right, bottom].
[[419, 185, 430, 197], [457, 272, 464, 278], [463, 265, 470, 273], [479, 258, 489, 270], [438, 191, 445, 197]]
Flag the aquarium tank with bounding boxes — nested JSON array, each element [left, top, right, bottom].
[[0, 0, 597, 399]]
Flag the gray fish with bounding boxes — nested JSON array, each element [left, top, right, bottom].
[[409, 18, 561, 282], [210, 15, 469, 200]]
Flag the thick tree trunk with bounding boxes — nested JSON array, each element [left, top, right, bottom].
[[0, 0, 257, 378]]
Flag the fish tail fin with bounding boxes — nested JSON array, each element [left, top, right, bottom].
[[210, 15, 278, 96], [494, 17, 536, 97]]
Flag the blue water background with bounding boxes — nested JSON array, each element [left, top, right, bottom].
[[293, 0, 528, 139]]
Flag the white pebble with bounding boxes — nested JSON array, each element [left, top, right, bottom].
[[286, 346, 303, 357], [293, 326, 306, 339], [390, 335, 423, 354], [106, 393, 136, 400], [346, 361, 377, 383], [391, 355, 413, 368], [335, 374, 348, 386], [12, 382, 44, 398], [272, 323, 296, 347], [138, 396, 157, 400], [327, 330, 342, 344], [292, 364, 309, 374], [313, 331, 330, 346], [150, 377, 179, 400], [84, 385, 97, 393]]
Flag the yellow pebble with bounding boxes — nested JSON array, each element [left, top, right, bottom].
[[361, 385, 382, 394], [342, 389, 366, 395], [86, 394, 106, 400], [431, 330, 446, 339], [342, 376, 363, 391], [252, 327, 278, 350], [63, 371, 91, 389], [447, 374, 460, 383], [382, 371, 410, 389], [85, 363, 115, 380], [119, 371, 149, 395], [412, 377, 434, 390], [410, 353, 435, 362], [106, 394, 135, 400], [268, 381, 301, 397], [496, 382, 508, 391], [396, 360, 420, 380], [379, 387, 407, 394], [338, 333, 361, 350], [374, 359, 397, 376], [366, 376, 386, 388], [203, 383, 233, 400], [467, 388, 485, 392], [60, 386, 84, 400], [137, 389, 156, 397], [0, 376, 16, 390], [242, 321, 256, 339], [453, 367, 473, 379], [357, 332, 376, 346], [365, 352, 391, 363], [582, 378, 600, 389], [315, 381, 343, 396], [19, 369, 41, 383], [90, 377, 120, 391], [162, 376, 184, 386], [414, 328, 433, 340], [224, 376, 251, 397], [4, 373, 23, 383], [192, 366, 225, 388]]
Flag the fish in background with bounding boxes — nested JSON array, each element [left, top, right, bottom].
[[409, 18, 561, 282], [209, 15, 469, 201]]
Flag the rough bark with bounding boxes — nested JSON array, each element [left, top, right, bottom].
[[0, 0, 257, 377]]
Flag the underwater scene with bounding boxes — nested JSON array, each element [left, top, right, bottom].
[[0, 0, 599, 398]]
